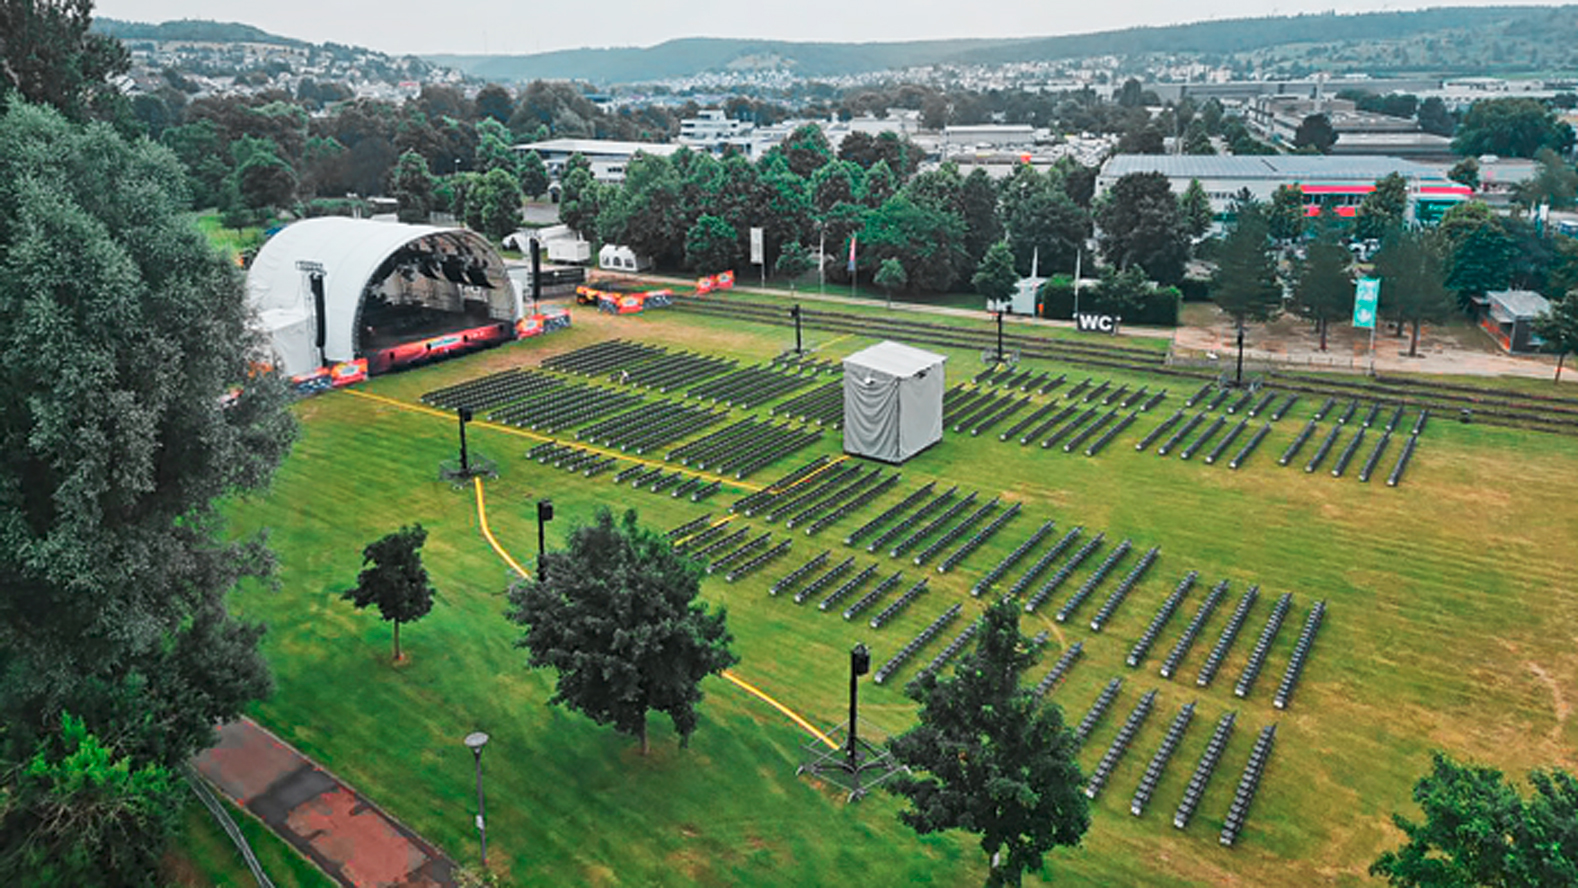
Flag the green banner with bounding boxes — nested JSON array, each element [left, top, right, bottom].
[[1353, 278, 1380, 329]]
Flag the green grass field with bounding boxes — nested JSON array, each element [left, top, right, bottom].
[[167, 793, 336, 888], [211, 300, 1578, 887]]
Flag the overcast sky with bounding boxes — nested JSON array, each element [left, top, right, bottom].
[[95, 0, 1575, 57]]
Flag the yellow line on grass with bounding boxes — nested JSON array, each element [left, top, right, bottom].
[[469, 458, 837, 751]]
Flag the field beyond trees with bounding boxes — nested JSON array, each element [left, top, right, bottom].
[[219, 299, 1578, 886]]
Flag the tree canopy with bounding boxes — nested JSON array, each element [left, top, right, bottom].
[[0, 0, 130, 124], [1533, 289, 1578, 383], [1372, 228, 1455, 357], [1294, 113, 1338, 153], [1452, 97, 1576, 159], [1371, 752, 1578, 888], [1291, 225, 1354, 351], [887, 600, 1089, 888], [507, 508, 737, 754], [1211, 207, 1283, 325], [0, 100, 295, 878], [1096, 171, 1190, 286]]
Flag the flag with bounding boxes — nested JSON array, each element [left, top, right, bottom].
[[1353, 278, 1380, 329], [847, 235, 857, 273]]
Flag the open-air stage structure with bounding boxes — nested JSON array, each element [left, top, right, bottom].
[[247, 218, 524, 384]]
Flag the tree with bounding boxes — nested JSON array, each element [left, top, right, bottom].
[[1096, 172, 1190, 286], [779, 123, 832, 178], [0, 101, 294, 875], [507, 508, 737, 754], [558, 165, 603, 239], [972, 241, 1019, 304], [1513, 147, 1578, 210], [341, 525, 436, 663], [773, 240, 815, 282], [1448, 156, 1480, 190], [874, 257, 908, 304], [1533, 290, 1578, 383], [1438, 201, 1512, 309], [887, 600, 1089, 888], [860, 195, 966, 293], [0, 0, 129, 123], [1006, 184, 1089, 278], [1179, 178, 1213, 240], [1182, 118, 1216, 155], [0, 712, 182, 886], [1370, 752, 1578, 888], [684, 213, 739, 274], [1452, 97, 1575, 158], [1372, 229, 1455, 358], [390, 150, 436, 224], [467, 167, 523, 241], [960, 167, 1004, 266], [1417, 97, 1455, 138], [1116, 122, 1165, 155], [473, 83, 514, 124], [1291, 226, 1354, 351], [1294, 113, 1338, 153], [518, 148, 549, 200], [1212, 208, 1283, 382], [1356, 173, 1410, 241], [1267, 184, 1307, 243]]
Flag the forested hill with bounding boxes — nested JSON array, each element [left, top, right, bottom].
[[95, 18, 304, 46], [429, 5, 1578, 83]]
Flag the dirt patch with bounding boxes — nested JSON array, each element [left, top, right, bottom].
[[1525, 660, 1572, 743]]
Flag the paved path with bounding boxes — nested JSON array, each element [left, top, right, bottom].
[[193, 719, 456, 888]]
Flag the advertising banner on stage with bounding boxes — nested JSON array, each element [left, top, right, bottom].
[[329, 358, 368, 387]]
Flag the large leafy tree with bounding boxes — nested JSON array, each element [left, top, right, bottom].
[[1294, 113, 1338, 153], [0, 0, 129, 123], [466, 167, 523, 241], [1371, 752, 1578, 888], [1437, 201, 1513, 309], [558, 164, 604, 239], [1452, 97, 1576, 159], [887, 600, 1089, 888], [778, 122, 833, 178], [0, 101, 294, 873], [1291, 225, 1354, 351], [1006, 184, 1089, 278], [1372, 229, 1455, 358], [508, 508, 737, 754], [1356, 172, 1410, 241], [960, 167, 1004, 267], [859, 195, 967, 293], [1533, 289, 1578, 383], [390, 149, 436, 224], [1513, 147, 1578, 210], [598, 152, 683, 264], [1096, 172, 1190, 286], [1267, 184, 1307, 243], [684, 213, 739, 274], [341, 525, 436, 663]]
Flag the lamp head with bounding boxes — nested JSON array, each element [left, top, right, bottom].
[[464, 731, 489, 753]]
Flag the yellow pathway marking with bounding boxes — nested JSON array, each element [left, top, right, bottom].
[[470, 471, 837, 751]]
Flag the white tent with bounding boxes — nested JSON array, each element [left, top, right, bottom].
[[246, 218, 517, 377], [842, 341, 946, 463]]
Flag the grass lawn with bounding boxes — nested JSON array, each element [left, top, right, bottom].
[[193, 212, 267, 263], [167, 792, 336, 888], [214, 303, 1578, 887]]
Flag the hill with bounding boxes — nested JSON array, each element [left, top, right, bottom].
[[95, 17, 304, 46], [427, 5, 1578, 84]]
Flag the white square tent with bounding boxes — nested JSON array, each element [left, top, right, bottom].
[[842, 341, 947, 463]]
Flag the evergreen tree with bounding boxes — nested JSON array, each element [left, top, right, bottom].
[[1179, 178, 1214, 240], [390, 149, 436, 224], [972, 241, 1019, 304], [508, 508, 737, 754], [1372, 229, 1455, 357], [1356, 173, 1410, 240], [887, 601, 1089, 888], [1267, 184, 1308, 243], [341, 525, 437, 663], [1212, 207, 1283, 381], [518, 149, 549, 200], [1291, 225, 1354, 351]]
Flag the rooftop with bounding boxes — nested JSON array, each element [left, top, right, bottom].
[[1100, 154, 1453, 183], [1488, 289, 1553, 320], [513, 138, 682, 158]]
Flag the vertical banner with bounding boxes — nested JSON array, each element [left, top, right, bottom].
[[749, 227, 764, 265], [1353, 278, 1380, 329]]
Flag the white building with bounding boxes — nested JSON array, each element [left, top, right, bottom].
[[513, 138, 682, 184]]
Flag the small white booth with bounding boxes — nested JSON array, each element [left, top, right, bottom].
[[842, 341, 947, 464]]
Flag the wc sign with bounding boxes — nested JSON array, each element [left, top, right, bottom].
[[1075, 313, 1121, 334]]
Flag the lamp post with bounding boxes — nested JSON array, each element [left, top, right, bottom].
[[457, 407, 474, 476], [536, 499, 554, 579], [463, 731, 489, 867], [790, 304, 803, 354], [1234, 319, 1246, 388]]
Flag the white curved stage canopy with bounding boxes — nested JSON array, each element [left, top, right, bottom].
[[247, 218, 518, 378]]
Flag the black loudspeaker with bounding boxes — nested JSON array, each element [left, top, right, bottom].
[[851, 643, 870, 676], [537, 499, 554, 522], [310, 273, 327, 349], [529, 238, 542, 306], [459, 407, 473, 423]]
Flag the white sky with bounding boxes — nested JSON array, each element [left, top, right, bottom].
[[94, 0, 1574, 57]]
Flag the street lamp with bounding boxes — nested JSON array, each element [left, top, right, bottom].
[[463, 731, 490, 867], [536, 499, 554, 579]]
